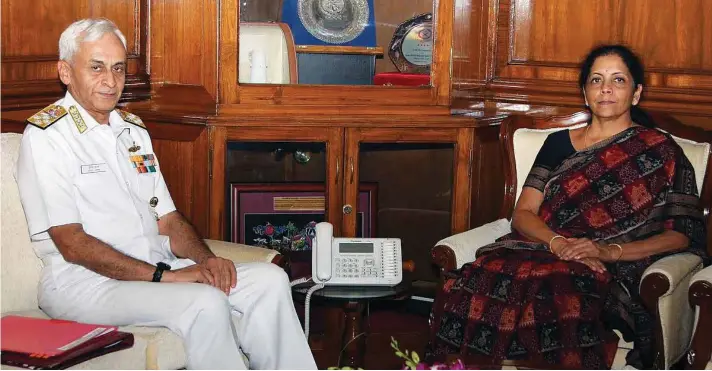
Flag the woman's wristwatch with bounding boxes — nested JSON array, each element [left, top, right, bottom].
[[152, 262, 171, 282]]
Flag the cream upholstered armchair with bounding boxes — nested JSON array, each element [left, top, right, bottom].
[[686, 266, 712, 369], [431, 112, 712, 369], [1, 132, 285, 369]]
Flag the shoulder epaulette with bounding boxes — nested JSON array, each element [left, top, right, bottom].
[[116, 109, 146, 129], [26, 105, 67, 129]]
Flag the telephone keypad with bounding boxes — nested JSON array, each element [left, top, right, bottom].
[[334, 257, 379, 279]]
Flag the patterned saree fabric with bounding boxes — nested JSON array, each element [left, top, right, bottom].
[[428, 126, 707, 369]]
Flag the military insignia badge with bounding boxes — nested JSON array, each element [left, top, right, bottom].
[[26, 105, 68, 129], [128, 142, 141, 153], [68, 106, 88, 134], [117, 109, 146, 129]]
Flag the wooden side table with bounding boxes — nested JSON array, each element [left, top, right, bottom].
[[292, 282, 411, 368]]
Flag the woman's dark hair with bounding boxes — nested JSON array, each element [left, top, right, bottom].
[[578, 44, 655, 128]]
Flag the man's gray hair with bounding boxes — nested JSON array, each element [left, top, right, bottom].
[[59, 18, 127, 62]]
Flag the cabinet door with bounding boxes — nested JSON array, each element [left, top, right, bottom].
[[343, 127, 473, 289], [210, 126, 344, 247]]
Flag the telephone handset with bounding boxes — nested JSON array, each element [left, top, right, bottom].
[[311, 222, 402, 286], [314, 221, 334, 282]]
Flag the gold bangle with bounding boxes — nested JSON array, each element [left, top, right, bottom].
[[549, 235, 565, 253], [608, 243, 623, 262]]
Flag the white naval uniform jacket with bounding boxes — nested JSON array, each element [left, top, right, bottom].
[[15, 92, 177, 289]]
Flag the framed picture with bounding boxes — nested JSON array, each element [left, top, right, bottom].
[[230, 183, 377, 252]]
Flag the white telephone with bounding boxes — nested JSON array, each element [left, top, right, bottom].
[[313, 222, 403, 286], [290, 222, 403, 338]]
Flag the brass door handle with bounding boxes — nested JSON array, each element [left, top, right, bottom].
[[349, 157, 354, 184]]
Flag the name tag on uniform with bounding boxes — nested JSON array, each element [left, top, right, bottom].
[[81, 163, 109, 174]]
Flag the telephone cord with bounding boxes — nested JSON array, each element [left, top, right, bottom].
[[289, 277, 325, 339]]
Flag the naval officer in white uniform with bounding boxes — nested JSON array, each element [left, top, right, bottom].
[[15, 18, 317, 370]]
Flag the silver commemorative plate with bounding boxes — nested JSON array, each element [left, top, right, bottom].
[[388, 13, 433, 74], [297, 0, 369, 44]]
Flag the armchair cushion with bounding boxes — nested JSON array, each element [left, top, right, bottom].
[[1, 133, 42, 314], [663, 134, 710, 193], [435, 218, 511, 269]]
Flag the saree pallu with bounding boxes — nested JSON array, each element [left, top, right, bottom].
[[428, 126, 707, 369]]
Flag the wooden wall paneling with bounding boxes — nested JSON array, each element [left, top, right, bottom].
[[433, 0, 455, 105], [469, 122, 505, 228], [483, 0, 712, 118], [451, 0, 492, 93], [1, 0, 150, 110], [218, 0, 240, 105], [208, 126, 227, 239], [144, 120, 210, 237], [452, 127, 474, 233], [149, 0, 219, 111], [190, 127, 211, 237]]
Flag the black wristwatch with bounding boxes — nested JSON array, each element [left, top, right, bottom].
[[152, 262, 171, 282]]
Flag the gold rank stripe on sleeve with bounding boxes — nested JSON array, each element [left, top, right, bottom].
[[68, 106, 88, 134], [26, 105, 68, 129], [116, 109, 146, 128]]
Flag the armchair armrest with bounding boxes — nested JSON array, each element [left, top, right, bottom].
[[691, 264, 712, 285], [686, 265, 712, 369], [205, 239, 286, 268], [639, 253, 703, 369], [432, 218, 511, 272]]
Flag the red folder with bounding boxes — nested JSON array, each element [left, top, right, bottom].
[[1, 316, 134, 369]]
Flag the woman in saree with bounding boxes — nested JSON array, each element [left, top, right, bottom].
[[428, 44, 708, 369]]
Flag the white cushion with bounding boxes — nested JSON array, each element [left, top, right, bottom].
[[1, 133, 42, 313], [668, 135, 709, 193], [512, 124, 586, 203]]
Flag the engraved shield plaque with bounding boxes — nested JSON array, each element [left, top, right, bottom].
[[388, 13, 433, 74], [297, 0, 369, 44]]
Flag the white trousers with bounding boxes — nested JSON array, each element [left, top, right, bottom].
[[38, 261, 317, 370]]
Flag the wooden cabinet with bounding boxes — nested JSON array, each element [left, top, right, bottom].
[[206, 117, 477, 288]]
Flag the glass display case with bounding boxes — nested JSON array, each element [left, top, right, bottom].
[[356, 142, 454, 285], [225, 141, 328, 250], [238, 0, 435, 86]]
